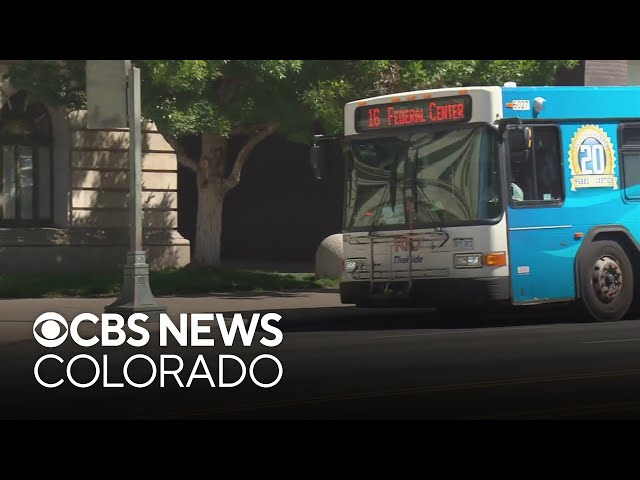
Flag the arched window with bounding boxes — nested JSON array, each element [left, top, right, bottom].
[[0, 91, 53, 225]]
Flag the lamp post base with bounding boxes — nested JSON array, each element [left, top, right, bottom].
[[104, 251, 167, 322]]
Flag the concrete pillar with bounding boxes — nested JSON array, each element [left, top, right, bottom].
[[315, 233, 344, 279]]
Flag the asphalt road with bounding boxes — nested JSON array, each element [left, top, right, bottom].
[[3, 305, 640, 420]]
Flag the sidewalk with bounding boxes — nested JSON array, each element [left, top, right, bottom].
[[220, 260, 315, 274], [0, 288, 343, 346]]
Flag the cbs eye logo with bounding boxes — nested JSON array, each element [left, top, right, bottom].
[[33, 312, 69, 348]]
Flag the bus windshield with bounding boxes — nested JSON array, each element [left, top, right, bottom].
[[344, 125, 502, 231]]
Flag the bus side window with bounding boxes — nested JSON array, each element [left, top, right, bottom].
[[533, 128, 562, 201], [509, 153, 530, 201], [509, 125, 563, 204], [621, 124, 640, 199]]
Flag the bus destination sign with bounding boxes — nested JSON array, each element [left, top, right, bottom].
[[354, 95, 472, 132]]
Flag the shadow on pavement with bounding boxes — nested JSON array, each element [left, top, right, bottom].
[[248, 303, 588, 333]]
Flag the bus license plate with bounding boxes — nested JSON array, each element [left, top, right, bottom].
[[454, 238, 474, 250]]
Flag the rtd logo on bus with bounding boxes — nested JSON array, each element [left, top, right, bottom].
[[355, 95, 472, 132], [394, 236, 421, 252]]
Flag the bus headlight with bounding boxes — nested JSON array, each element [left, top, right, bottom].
[[454, 254, 483, 268], [344, 259, 360, 273]]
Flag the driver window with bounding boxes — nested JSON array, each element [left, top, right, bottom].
[[509, 125, 563, 204]]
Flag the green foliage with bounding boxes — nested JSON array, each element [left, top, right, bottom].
[[138, 60, 309, 139], [300, 60, 579, 135], [2, 60, 86, 110], [3, 60, 579, 143], [4, 60, 313, 141], [0, 268, 339, 298]]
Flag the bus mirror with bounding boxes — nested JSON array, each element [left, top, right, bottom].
[[507, 126, 532, 153], [310, 141, 329, 180]]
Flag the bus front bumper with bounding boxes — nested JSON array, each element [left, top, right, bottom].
[[340, 277, 511, 306]]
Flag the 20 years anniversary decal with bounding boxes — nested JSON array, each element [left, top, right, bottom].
[[568, 124, 618, 191]]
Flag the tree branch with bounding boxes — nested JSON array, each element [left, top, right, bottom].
[[230, 123, 277, 136], [224, 123, 279, 192], [216, 76, 235, 104], [164, 134, 198, 172], [230, 126, 249, 136]]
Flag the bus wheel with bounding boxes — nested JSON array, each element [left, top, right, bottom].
[[579, 240, 633, 322]]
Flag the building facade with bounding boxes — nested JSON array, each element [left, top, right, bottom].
[[0, 62, 190, 274], [575, 60, 640, 86]]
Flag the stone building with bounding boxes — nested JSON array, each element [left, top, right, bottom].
[[0, 61, 190, 274]]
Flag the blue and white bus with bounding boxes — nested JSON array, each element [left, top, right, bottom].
[[311, 84, 640, 322]]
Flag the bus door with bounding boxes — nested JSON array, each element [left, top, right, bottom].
[[505, 124, 574, 303]]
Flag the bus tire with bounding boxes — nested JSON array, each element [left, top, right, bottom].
[[578, 240, 633, 322]]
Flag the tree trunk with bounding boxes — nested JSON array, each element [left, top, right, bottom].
[[191, 126, 278, 267], [192, 133, 228, 267], [194, 178, 225, 266]]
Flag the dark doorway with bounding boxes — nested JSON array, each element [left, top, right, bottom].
[[177, 134, 344, 265]]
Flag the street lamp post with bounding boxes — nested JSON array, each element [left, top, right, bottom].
[[99, 63, 166, 319]]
